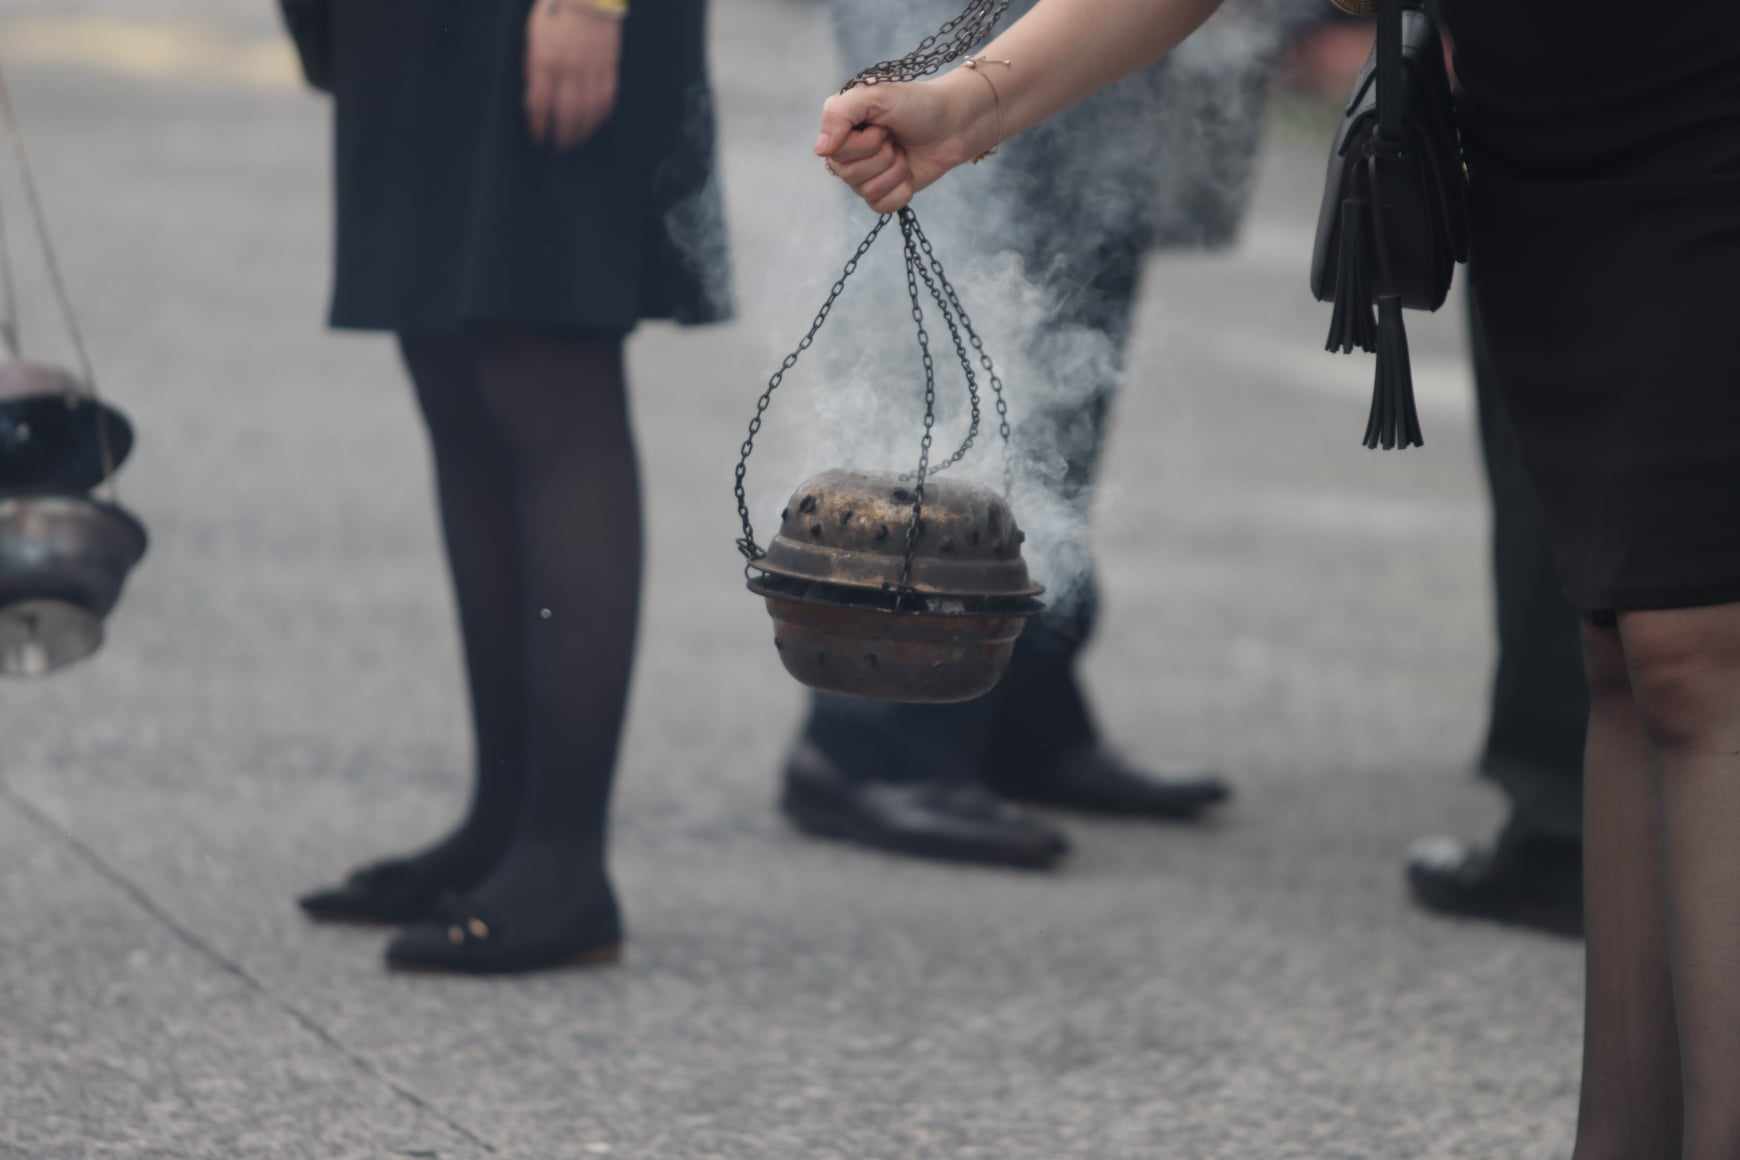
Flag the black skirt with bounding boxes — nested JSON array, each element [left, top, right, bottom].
[[1447, 2, 1740, 614], [327, 0, 732, 334]]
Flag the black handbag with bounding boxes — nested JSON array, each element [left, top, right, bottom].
[[1310, 0, 1467, 449], [278, 0, 334, 94]]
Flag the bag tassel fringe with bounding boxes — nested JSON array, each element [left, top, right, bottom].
[[1325, 195, 1377, 355], [1363, 295, 1423, 450]]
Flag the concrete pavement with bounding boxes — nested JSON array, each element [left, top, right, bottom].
[[0, 3, 1579, 1157]]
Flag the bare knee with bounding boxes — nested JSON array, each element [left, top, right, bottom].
[[1619, 607, 1740, 757]]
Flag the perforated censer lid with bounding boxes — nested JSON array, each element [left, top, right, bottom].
[[754, 469, 1042, 599]]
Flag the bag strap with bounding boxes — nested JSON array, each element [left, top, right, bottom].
[[1375, 0, 1408, 143]]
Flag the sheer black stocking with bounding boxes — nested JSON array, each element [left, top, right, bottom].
[[1622, 604, 1740, 1160], [386, 335, 531, 895], [398, 329, 640, 944], [1571, 622, 1682, 1160]]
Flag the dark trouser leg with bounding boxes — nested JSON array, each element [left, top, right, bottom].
[[802, 238, 1139, 786], [1471, 290, 1587, 839], [978, 233, 1140, 776], [1405, 281, 1586, 934]]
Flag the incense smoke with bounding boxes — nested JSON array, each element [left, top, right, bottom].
[[682, 0, 1296, 612]]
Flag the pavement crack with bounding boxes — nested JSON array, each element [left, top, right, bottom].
[[0, 782, 498, 1156]]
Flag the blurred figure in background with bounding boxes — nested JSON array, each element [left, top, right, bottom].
[[1404, 296, 1586, 937], [1286, 13, 1586, 937], [775, 0, 1308, 868], [291, 0, 732, 973]]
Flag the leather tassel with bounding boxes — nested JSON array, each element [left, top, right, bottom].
[[1325, 194, 1377, 354], [1363, 295, 1424, 449]]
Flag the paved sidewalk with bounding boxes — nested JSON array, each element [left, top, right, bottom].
[[1, 4, 1578, 1157]]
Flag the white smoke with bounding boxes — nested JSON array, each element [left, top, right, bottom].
[[689, 0, 1294, 611]]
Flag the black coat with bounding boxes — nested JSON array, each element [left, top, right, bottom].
[[327, 0, 732, 334]]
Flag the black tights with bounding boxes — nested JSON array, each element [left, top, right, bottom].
[[394, 329, 641, 934], [1574, 605, 1740, 1160]]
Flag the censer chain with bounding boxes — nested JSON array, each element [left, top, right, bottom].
[[898, 210, 1012, 495], [734, 215, 892, 563], [897, 210, 938, 592], [844, 0, 1009, 91], [907, 212, 1014, 497], [0, 151, 17, 360], [0, 58, 120, 497], [735, 0, 1013, 588]]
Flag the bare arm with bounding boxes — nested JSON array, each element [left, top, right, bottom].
[[817, 0, 1227, 212]]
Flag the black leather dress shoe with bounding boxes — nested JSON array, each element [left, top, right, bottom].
[[385, 893, 624, 976], [1407, 819, 1583, 939], [781, 743, 1070, 870], [299, 859, 455, 926], [984, 745, 1231, 819]]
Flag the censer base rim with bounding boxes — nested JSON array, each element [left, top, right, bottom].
[[751, 556, 1043, 602], [747, 571, 1044, 618], [0, 598, 103, 677]]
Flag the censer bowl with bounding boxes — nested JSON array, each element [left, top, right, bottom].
[[749, 469, 1043, 703], [0, 361, 134, 491], [0, 493, 148, 676]]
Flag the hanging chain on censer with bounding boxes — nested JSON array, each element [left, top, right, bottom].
[[0, 59, 148, 676], [732, 0, 1049, 705]]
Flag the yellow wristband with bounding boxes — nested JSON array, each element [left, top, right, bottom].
[[547, 0, 628, 20]]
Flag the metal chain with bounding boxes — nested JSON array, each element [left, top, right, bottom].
[[0, 59, 118, 496], [733, 0, 1012, 580], [907, 212, 1013, 495], [0, 164, 16, 359], [902, 213, 981, 480], [735, 215, 891, 561], [843, 0, 1010, 91], [895, 209, 938, 592]]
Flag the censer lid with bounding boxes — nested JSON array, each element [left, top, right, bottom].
[[0, 360, 135, 490], [753, 469, 1042, 599]]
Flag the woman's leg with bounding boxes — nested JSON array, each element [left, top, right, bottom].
[[298, 335, 530, 922], [388, 327, 640, 966], [1620, 603, 1740, 1160], [398, 334, 530, 881], [1572, 621, 1683, 1160]]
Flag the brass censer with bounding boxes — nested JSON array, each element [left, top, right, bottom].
[[733, 67, 1043, 703], [0, 67, 147, 676]]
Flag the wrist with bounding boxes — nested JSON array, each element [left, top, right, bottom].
[[937, 67, 1002, 168]]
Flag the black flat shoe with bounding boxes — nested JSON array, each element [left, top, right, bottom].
[[1407, 819, 1583, 939], [299, 859, 461, 926], [984, 744, 1231, 819], [385, 892, 624, 976], [780, 743, 1069, 870]]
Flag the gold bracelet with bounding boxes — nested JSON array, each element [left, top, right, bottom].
[[962, 56, 1011, 164], [546, 0, 628, 21]]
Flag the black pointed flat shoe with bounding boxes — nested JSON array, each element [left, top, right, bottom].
[[984, 745, 1232, 819], [1406, 820, 1583, 939], [384, 893, 624, 976], [298, 859, 459, 926]]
